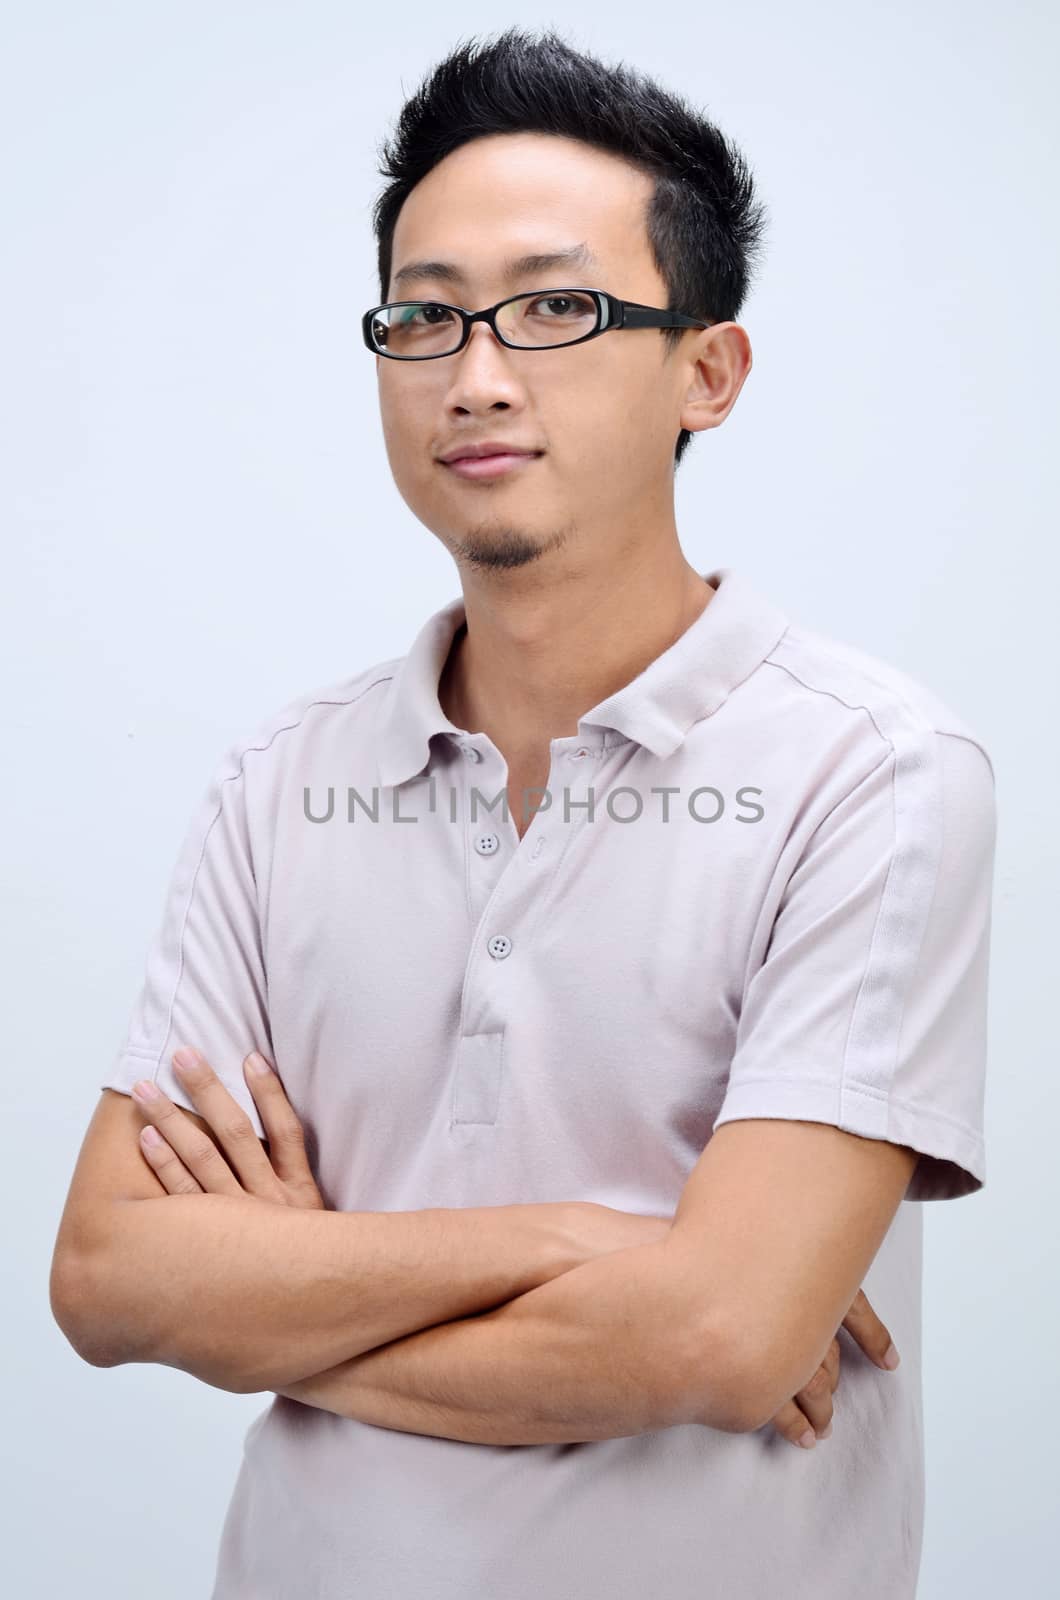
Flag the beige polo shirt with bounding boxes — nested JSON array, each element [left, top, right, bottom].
[[103, 565, 997, 1600]]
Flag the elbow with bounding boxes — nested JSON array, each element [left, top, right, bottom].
[[50, 1248, 253, 1392], [665, 1311, 776, 1436], [50, 1235, 160, 1371], [697, 1325, 800, 1437], [50, 1250, 126, 1369], [719, 1385, 780, 1437]]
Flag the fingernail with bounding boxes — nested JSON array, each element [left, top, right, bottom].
[[798, 1429, 816, 1449], [882, 1342, 901, 1370], [819, 1421, 832, 1439], [132, 1079, 159, 1100], [173, 1048, 198, 1073], [247, 1052, 272, 1076]]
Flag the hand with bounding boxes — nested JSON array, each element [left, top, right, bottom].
[[766, 1288, 900, 1451], [566, 1205, 900, 1451], [129, 1047, 325, 1210]]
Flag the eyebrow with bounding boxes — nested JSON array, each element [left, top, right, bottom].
[[391, 242, 600, 294]]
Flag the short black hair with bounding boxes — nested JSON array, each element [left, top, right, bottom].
[[370, 27, 768, 471]]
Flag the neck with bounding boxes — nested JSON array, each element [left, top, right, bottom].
[[437, 543, 715, 758]]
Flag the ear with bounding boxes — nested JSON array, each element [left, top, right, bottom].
[[678, 322, 753, 436]]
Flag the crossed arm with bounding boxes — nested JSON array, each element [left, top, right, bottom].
[[274, 1112, 916, 1448], [54, 1049, 915, 1452], [274, 1232, 717, 1445]]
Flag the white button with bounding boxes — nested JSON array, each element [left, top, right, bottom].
[[487, 934, 512, 959], [474, 832, 500, 855], [463, 745, 482, 763]]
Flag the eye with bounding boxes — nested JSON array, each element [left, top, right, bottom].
[[404, 303, 455, 326], [528, 294, 594, 318]]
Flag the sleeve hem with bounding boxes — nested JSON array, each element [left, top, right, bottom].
[[100, 1050, 267, 1141], [712, 1074, 985, 1201]]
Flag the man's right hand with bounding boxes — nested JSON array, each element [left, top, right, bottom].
[[564, 1203, 900, 1448], [762, 1287, 901, 1450]]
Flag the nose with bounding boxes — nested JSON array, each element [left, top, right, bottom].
[[443, 320, 527, 411]]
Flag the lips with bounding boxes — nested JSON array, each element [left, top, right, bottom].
[[441, 451, 544, 464], [450, 451, 532, 462], [442, 451, 543, 480], [439, 440, 543, 463]]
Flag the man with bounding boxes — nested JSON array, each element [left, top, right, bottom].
[[50, 28, 996, 1600]]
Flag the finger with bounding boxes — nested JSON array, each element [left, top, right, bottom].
[[841, 1287, 901, 1371], [131, 1076, 246, 1197], [241, 1052, 323, 1203], [821, 1334, 841, 1395], [790, 1359, 835, 1439], [137, 1125, 205, 1196], [169, 1050, 286, 1201], [769, 1336, 840, 1449], [769, 1395, 822, 1450]]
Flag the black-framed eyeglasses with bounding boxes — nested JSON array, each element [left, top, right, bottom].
[[361, 287, 713, 361]]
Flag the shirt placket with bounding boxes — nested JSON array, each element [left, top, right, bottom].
[[448, 731, 603, 1129]]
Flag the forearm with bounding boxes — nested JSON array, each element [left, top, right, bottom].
[[276, 1234, 715, 1445], [74, 1194, 574, 1395]]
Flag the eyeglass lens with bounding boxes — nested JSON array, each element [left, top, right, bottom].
[[371, 290, 599, 358]]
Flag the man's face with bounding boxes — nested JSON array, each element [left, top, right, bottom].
[[375, 132, 708, 575]]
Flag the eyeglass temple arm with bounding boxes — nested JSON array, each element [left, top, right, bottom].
[[617, 302, 711, 330]]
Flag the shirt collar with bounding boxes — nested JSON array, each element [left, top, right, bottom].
[[375, 567, 791, 790]]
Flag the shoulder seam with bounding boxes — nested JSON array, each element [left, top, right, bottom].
[[935, 728, 996, 784], [761, 655, 899, 756], [223, 667, 398, 786], [762, 645, 991, 772]]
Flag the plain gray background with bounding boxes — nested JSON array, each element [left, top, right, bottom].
[[3, 2, 1055, 1594]]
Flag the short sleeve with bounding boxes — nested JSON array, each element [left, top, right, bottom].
[[102, 740, 273, 1140], [712, 730, 997, 1201]]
